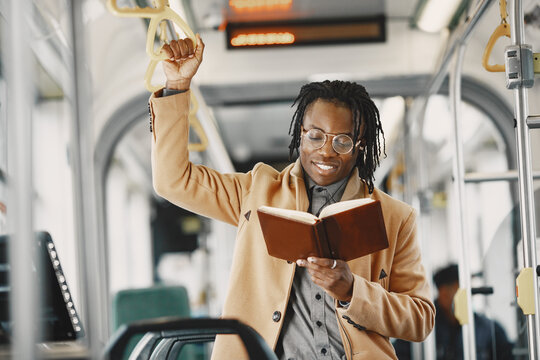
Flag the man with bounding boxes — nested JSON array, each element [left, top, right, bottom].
[[393, 264, 514, 359], [150, 35, 434, 359]]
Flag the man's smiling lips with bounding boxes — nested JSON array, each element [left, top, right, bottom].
[[313, 161, 338, 172]]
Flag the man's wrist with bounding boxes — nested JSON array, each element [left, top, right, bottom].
[[165, 79, 191, 91]]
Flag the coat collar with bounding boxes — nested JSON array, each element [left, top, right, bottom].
[[290, 158, 304, 179]]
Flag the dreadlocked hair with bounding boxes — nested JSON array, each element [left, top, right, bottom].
[[288, 80, 385, 194]]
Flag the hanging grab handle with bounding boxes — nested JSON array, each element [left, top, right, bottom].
[[144, 6, 196, 61], [106, 0, 196, 86], [482, 23, 511, 72], [482, 0, 511, 72], [185, 94, 208, 152], [107, 0, 208, 152]]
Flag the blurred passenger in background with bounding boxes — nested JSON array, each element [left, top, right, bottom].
[[393, 263, 514, 360], [0, 169, 6, 234]]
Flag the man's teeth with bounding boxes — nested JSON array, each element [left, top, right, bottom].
[[316, 163, 334, 170]]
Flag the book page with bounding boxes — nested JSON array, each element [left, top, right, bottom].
[[258, 206, 317, 224], [319, 198, 374, 218]]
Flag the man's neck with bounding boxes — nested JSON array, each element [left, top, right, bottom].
[[305, 175, 350, 190]]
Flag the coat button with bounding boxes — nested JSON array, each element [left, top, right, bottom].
[[272, 311, 281, 322]]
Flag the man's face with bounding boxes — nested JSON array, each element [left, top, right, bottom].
[[299, 99, 360, 186], [438, 281, 460, 316]]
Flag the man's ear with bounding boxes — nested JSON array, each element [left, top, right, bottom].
[[356, 138, 366, 151]]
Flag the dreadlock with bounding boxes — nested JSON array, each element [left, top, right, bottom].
[[288, 80, 385, 194]]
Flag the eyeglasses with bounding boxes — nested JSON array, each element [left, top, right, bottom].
[[301, 127, 357, 154]]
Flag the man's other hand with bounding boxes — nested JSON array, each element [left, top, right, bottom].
[[296, 257, 354, 302]]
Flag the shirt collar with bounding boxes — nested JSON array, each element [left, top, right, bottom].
[[306, 175, 349, 194]]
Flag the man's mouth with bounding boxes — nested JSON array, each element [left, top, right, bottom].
[[313, 162, 337, 171]]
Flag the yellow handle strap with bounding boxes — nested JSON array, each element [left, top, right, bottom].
[[145, 7, 196, 61], [516, 267, 536, 315], [107, 0, 207, 152], [453, 288, 469, 325], [482, 0, 511, 72], [144, 59, 162, 93], [106, 0, 167, 16], [144, 22, 170, 92], [499, 0, 508, 23], [482, 23, 511, 72], [106, 0, 196, 86], [187, 94, 208, 152]]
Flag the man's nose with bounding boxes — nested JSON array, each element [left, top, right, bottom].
[[319, 136, 336, 155]]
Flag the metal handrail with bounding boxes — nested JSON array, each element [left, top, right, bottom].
[[510, 0, 540, 358], [450, 42, 477, 360], [407, 3, 496, 359]]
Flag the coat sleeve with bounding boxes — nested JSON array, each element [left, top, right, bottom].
[[336, 209, 435, 342], [150, 90, 251, 226]]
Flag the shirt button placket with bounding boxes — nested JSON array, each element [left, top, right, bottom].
[[312, 288, 328, 360]]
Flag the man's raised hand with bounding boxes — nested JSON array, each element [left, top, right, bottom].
[[160, 33, 204, 91]]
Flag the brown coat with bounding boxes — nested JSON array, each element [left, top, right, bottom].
[[149, 91, 435, 359]]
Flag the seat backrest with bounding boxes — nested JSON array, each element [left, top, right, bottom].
[[111, 285, 191, 359], [103, 318, 279, 360], [112, 285, 190, 331]]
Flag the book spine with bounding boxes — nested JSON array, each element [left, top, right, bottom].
[[314, 221, 333, 259]]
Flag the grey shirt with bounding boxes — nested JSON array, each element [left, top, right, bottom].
[[276, 176, 349, 360]]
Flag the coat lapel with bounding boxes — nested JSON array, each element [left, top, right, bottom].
[[341, 168, 371, 278], [291, 160, 309, 211], [341, 168, 366, 201]]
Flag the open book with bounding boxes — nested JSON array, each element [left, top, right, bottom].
[[257, 198, 389, 262]]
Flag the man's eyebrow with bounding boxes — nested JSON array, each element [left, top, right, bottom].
[[308, 126, 354, 136]]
